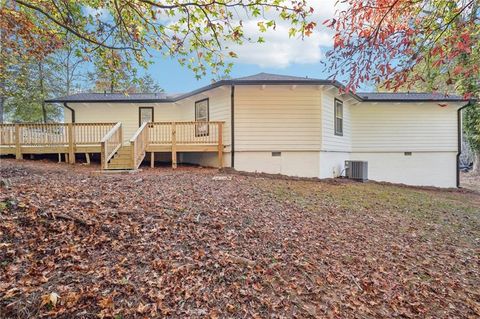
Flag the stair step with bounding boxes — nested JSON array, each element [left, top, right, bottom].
[[116, 150, 132, 155], [107, 164, 134, 169], [110, 158, 132, 164], [103, 145, 136, 170], [113, 154, 131, 160]]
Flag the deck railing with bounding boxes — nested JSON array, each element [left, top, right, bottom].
[[130, 122, 149, 169], [0, 124, 17, 146], [148, 121, 223, 145], [73, 123, 118, 145], [0, 123, 117, 146], [1, 123, 117, 162], [100, 122, 123, 169], [147, 121, 224, 168]]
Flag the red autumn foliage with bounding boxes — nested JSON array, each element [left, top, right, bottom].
[[325, 0, 479, 95]]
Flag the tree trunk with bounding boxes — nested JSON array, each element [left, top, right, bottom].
[[0, 96, 4, 124], [473, 152, 480, 175], [110, 69, 114, 93], [38, 62, 47, 123]]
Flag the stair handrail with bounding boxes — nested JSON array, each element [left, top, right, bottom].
[[130, 121, 149, 169], [100, 122, 122, 169]]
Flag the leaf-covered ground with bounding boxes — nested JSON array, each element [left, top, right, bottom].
[[1, 159, 479, 318]]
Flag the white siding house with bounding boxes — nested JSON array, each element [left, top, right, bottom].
[[45, 73, 470, 188]]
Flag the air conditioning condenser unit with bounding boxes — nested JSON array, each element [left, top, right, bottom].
[[345, 161, 368, 182]]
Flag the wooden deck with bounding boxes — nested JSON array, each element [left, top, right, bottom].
[[0, 121, 224, 170]]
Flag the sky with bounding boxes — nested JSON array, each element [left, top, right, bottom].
[[141, 0, 344, 94]]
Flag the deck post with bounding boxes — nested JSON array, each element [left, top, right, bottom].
[[217, 122, 223, 168], [85, 153, 90, 165], [14, 124, 23, 160], [130, 141, 135, 169], [100, 141, 106, 169], [67, 123, 75, 164], [151, 152, 155, 168], [171, 122, 177, 169]]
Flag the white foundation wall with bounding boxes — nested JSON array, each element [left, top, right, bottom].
[[319, 152, 351, 179], [234, 151, 320, 178], [350, 152, 458, 188]]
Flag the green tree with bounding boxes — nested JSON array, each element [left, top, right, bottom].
[[2, 30, 87, 122], [3, 1, 314, 79], [135, 74, 163, 93], [51, 32, 88, 96], [4, 58, 62, 122], [88, 49, 136, 93]]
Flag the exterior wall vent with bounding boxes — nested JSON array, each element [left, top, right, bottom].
[[345, 161, 368, 182], [272, 152, 281, 157]]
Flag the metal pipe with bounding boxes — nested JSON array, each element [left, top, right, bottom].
[[63, 102, 75, 123]]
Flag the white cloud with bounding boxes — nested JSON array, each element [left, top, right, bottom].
[[227, 0, 338, 68]]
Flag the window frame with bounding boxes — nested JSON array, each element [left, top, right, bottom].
[[334, 98, 344, 136], [194, 98, 210, 137], [138, 107, 154, 127]]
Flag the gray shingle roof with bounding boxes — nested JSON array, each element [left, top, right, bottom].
[[48, 92, 176, 103], [46, 73, 470, 103], [359, 92, 466, 102], [234, 72, 320, 82]]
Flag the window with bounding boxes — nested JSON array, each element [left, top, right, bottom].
[[195, 98, 209, 136], [334, 99, 343, 136], [139, 107, 154, 126]]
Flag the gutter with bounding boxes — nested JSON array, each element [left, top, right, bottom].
[[63, 102, 75, 123], [456, 100, 475, 187]]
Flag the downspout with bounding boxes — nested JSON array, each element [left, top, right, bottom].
[[63, 102, 75, 123], [230, 84, 235, 168], [457, 101, 472, 188]]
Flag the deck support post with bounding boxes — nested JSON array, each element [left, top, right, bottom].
[[171, 122, 177, 169], [67, 123, 75, 164], [14, 124, 23, 160], [150, 152, 155, 168], [100, 142, 106, 170], [217, 122, 223, 168], [85, 153, 90, 165], [58, 153, 62, 163]]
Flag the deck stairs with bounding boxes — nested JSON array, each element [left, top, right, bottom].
[[105, 145, 137, 170]]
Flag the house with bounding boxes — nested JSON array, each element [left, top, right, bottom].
[[1, 73, 472, 188]]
